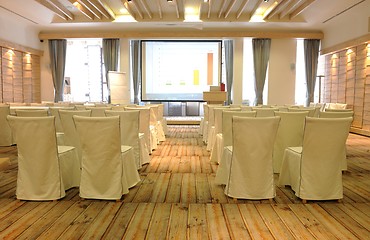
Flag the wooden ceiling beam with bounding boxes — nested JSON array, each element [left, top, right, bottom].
[[236, 0, 250, 19], [218, 0, 227, 18], [265, 0, 289, 20], [68, 0, 94, 20], [224, 0, 236, 18], [156, 0, 163, 19], [47, 0, 74, 20], [77, 0, 102, 19], [98, 0, 116, 19], [121, 1, 136, 20], [34, 0, 68, 20], [207, 0, 212, 18], [279, 0, 303, 19], [174, 0, 180, 19], [139, 0, 153, 19], [249, 0, 263, 18], [86, 0, 111, 19], [289, 0, 316, 19], [131, 0, 144, 19]]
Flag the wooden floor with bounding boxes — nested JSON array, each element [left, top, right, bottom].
[[0, 125, 369, 239]]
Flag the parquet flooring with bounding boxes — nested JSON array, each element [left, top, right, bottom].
[[0, 125, 369, 239]]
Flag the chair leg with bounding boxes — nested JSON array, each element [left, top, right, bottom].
[[302, 199, 307, 204]]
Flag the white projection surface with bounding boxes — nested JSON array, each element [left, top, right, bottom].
[[141, 41, 221, 101]]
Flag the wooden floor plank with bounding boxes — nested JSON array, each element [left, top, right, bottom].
[[272, 204, 316, 240], [188, 203, 209, 240], [206, 203, 231, 240], [168, 203, 189, 240], [80, 201, 122, 239], [181, 173, 197, 203], [255, 204, 295, 240], [102, 202, 138, 239], [122, 203, 155, 239], [222, 204, 252, 240], [195, 173, 212, 204], [165, 173, 182, 203], [133, 173, 158, 202], [149, 173, 171, 203], [145, 203, 171, 240]]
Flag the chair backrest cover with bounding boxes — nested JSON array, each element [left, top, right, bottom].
[[273, 111, 309, 173], [226, 116, 280, 199], [125, 107, 150, 150], [213, 107, 235, 135], [222, 111, 257, 147], [7, 116, 65, 200], [105, 109, 141, 166], [73, 116, 123, 199], [15, 109, 49, 117], [324, 108, 353, 113], [49, 106, 75, 132], [288, 107, 315, 117], [0, 105, 12, 146], [319, 111, 354, 118], [86, 106, 112, 117], [253, 108, 279, 117], [59, 110, 91, 165], [299, 117, 352, 200]]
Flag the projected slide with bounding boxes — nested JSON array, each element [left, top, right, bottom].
[[141, 40, 221, 101]]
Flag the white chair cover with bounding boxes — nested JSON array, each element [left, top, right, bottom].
[[7, 116, 80, 200], [0, 105, 13, 146], [325, 108, 353, 112], [223, 116, 280, 199], [86, 106, 112, 117], [278, 117, 352, 201], [105, 110, 150, 168], [125, 106, 156, 153], [49, 106, 75, 133], [211, 111, 256, 176], [319, 111, 354, 170], [146, 104, 166, 142], [288, 107, 315, 117], [73, 116, 140, 200], [253, 107, 279, 117], [273, 111, 308, 173], [207, 106, 230, 151], [59, 110, 92, 167], [15, 109, 49, 117], [157, 103, 168, 135]]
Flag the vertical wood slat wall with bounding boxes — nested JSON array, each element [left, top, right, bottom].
[[0, 47, 41, 103], [322, 43, 370, 136]]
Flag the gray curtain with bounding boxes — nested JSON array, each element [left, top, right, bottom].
[[131, 40, 141, 104], [102, 38, 120, 103], [48, 39, 67, 102], [224, 40, 234, 105], [304, 39, 321, 106], [252, 38, 271, 106]]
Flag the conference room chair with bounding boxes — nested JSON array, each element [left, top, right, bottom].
[[273, 111, 309, 173], [319, 110, 354, 171], [105, 109, 150, 168], [253, 107, 279, 117], [59, 109, 92, 167], [125, 106, 155, 153], [325, 108, 353, 112], [86, 106, 112, 117], [212, 110, 257, 170], [7, 116, 80, 200], [0, 105, 13, 146], [73, 116, 140, 200], [15, 109, 49, 117], [288, 107, 316, 117], [218, 116, 280, 200], [206, 106, 230, 151], [278, 117, 352, 203]]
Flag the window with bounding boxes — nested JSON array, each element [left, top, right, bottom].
[[64, 39, 107, 102]]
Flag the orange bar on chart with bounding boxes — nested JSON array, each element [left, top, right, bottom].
[[207, 53, 213, 85]]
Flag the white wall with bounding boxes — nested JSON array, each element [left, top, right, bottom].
[[40, 42, 55, 102], [267, 39, 297, 105], [321, 0, 370, 50], [0, 8, 41, 50]]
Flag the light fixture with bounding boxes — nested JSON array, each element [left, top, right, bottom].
[[167, 0, 173, 2], [264, 0, 269, 2]]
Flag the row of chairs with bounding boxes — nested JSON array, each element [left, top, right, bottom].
[[213, 116, 352, 202], [7, 115, 141, 201]]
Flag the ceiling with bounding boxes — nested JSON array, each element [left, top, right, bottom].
[[0, 0, 366, 32]]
